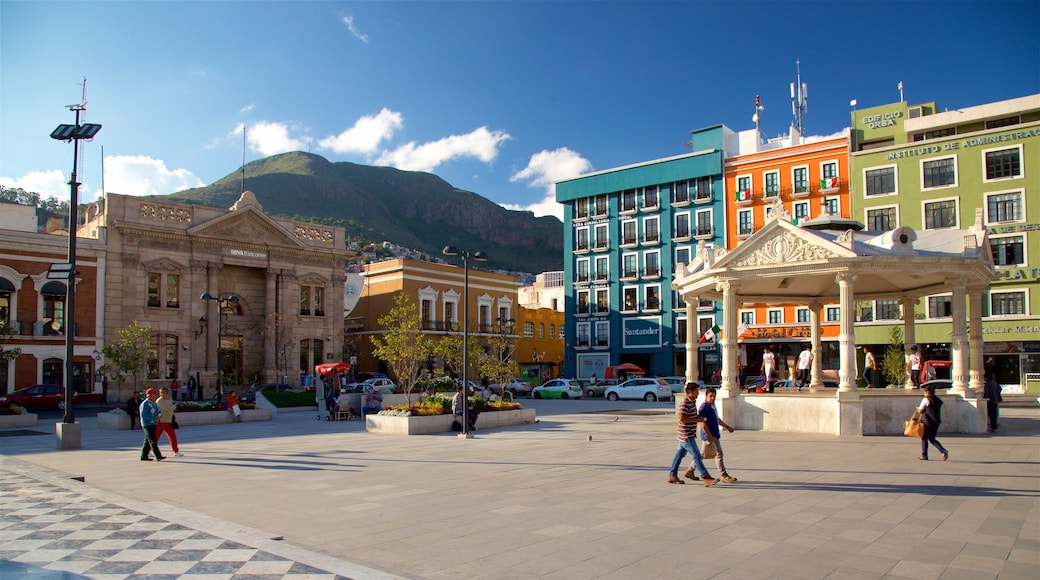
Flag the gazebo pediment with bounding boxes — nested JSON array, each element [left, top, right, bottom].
[[717, 220, 856, 270]]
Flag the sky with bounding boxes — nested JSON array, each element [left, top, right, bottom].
[[2, 1, 1038, 221]]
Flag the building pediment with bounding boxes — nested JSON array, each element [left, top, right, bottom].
[[140, 257, 185, 272], [188, 206, 305, 248], [299, 273, 329, 287]]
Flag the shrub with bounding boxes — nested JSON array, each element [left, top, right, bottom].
[[264, 391, 315, 407], [0, 403, 24, 416], [175, 401, 256, 412]]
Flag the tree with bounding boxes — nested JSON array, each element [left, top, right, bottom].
[[101, 320, 152, 398], [881, 326, 907, 387], [371, 294, 433, 404], [478, 323, 520, 394], [0, 319, 21, 363], [433, 324, 481, 384]]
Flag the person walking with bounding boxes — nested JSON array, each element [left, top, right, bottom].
[[983, 372, 1003, 432], [737, 343, 748, 389], [863, 347, 878, 388], [668, 383, 718, 487], [126, 391, 141, 430], [907, 345, 922, 389], [226, 390, 242, 422], [697, 387, 737, 483], [796, 344, 813, 391], [912, 385, 948, 461], [178, 379, 189, 401], [139, 388, 165, 461], [762, 347, 776, 392], [156, 387, 183, 457]]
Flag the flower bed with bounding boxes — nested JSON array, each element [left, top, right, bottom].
[[367, 398, 535, 435], [174, 401, 256, 412], [0, 410, 38, 429]]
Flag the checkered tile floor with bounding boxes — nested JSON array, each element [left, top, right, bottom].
[[0, 470, 351, 579]]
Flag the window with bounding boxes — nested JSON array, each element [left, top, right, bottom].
[[986, 115, 1020, 129], [299, 285, 324, 316], [821, 161, 839, 190], [876, 299, 901, 320], [595, 289, 610, 314], [675, 318, 687, 344], [313, 287, 324, 316], [576, 290, 590, 315], [575, 259, 590, 283], [147, 334, 179, 379], [764, 170, 779, 198], [737, 209, 753, 236], [825, 306, 840, 322], [740, 310, 755, 326], [793, 166, 809, 194], [823, 197, 840, 216], [796, 307, 810, 323], [593, 194, 608, 216], [595, 256, 609, 281], [928, 295, 952, 318], [621, 220, 637, 246], [695, 209, 712, 237], [675, 246, 691, 266], [674, 180, 690, 204], [990, 291, 1025, 316], [793, 201, 809, 224], [299, 286, 310, 315], [549, 324, 555, 339], [674, 213, 690, 239], [0, 278, 11, 325], [643, 185, 659, 209], [865, 166, 896, 196], [575, 227, 590, 252], [621, 254, 638, 279], [444, 301, 456, 328], [643, 217, 659, 243], [737, 175, 752, 200], [41, 281, 66, 336], [923, 199, 958, 229], [986, 191, 1022, 223], [420, 299, 432, 325], [622, 287, 638, 312], [645, 286, 660, 311], [991, 236, 1025, 266], [694, 176, 712, 201], [594, 224, 608, 249], [594, 321, 610, 347], [644, 251, 660, 278], [576, 322, 590, 348], [922, 157, 956, 188], [767, 308, 783, 324], [147, 272, 180, 308], [984, 146, 1022, 181], [523, 321, 534, 338], [575, 198, 589, 220], [622, 189, 637, 212], [539, 323, 545, 339], [858, 301, 874, 322], [867, 206, 898, 231]]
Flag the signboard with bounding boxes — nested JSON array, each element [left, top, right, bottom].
[[622, 316, 662, 348], [577, 353, 609, 380], [742, 325, 811, 340]]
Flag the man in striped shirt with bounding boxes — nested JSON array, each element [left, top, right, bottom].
[[668, 383, 718, 486]]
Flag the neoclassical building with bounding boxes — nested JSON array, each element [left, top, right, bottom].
[[87, 192, 352, 400]]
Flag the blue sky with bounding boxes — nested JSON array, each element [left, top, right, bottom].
[[2, 1, 1037, 221]]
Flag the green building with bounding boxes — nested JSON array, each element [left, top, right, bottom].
[[849, 94, 1040, 393]]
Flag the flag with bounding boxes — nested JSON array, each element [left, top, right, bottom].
[[850, 99, 857, 107], [736, 322, 749, 336], [698, 324, 721, 344], [736, 189, 751, 202], [820, 176, 838, 190]]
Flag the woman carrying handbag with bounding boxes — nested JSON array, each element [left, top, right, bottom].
[[911, 385, 948, 461]]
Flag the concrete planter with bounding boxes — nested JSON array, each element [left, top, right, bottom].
[[174, 408, 273, 426], [366, 408, 537, 435], [0, 412, 38, 429], [97, 412, 131, 430]]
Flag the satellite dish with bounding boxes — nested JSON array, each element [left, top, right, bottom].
[[752, 113, 759, 123]]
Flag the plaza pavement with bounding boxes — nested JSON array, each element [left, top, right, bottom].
[[1, 398, 1038, 580]]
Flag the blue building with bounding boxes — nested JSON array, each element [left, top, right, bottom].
[[555, 125, 729, 381]]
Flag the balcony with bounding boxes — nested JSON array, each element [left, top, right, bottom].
[[620, 236, 638, 248], [812, 178, 846, 194], [694, 226, 713, 240], [735, 190, 753, 205]]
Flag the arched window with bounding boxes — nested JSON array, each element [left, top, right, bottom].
[[40, 281, 66, 336], [0, 276, 14, 324]]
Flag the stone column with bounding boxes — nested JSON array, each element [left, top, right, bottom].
[[685, 297, 699, 384], [836, 273, 858, 397], [205, 262, 221, 388], [968, 284, 986, 395], [948, 278, 971, 397], [900, 296, 917, 389], [263, 269, 278, 382], [719, 280, 737, 398], [808, 301, 825, 392]]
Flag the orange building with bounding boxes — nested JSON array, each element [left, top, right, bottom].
[[515, 305, 564, 385], [723, 130, 851, 373]]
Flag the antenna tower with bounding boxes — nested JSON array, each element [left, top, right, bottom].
[[791, 60, 808, 134]]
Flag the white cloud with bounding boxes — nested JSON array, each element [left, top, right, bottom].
[[0, 169, 71, 201], [239, 103, 254, 114], [319, 108, 403, 155], [98, 155, 205, 197], [342, 16, 369, 43], [247, 121, 309, 156], [505, 147, 592, 219], [375, 126, 511, 172]]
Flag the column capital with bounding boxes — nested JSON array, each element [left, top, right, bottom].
[[835, 272, 857, 285], [715, 280, 731, 293]]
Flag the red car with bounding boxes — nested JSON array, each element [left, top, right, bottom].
[[0, 384, 72, 409]]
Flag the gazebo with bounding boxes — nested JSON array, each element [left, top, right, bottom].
[[672, 201, 996, 435]]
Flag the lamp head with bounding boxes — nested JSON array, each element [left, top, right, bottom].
[[201, 292, 214, 300], [473, 251, 489, 262], [442, 245, 459, 257]]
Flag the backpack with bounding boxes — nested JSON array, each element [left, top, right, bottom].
[[451, 419, 463, 432]]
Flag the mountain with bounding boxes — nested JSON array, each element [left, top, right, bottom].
[[158, 152, 564, 274]]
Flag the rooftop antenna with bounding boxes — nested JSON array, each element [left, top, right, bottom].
[[898, 80, 904, 102], [241, 123, 246, 193], [752, 95, 764, 131], [791, 59, 808, 134]]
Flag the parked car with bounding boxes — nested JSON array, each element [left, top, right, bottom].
[[584, 379, 618, 398], [348, 377, 397, 394], [657, 376, 686, 394], [241, 383, 297, 403], [497, 378, 532, 398], [531, 378, 583, 399], [745, 379, 839, 392], [605, 377, 672, 402], [0, 384, 72, 409]]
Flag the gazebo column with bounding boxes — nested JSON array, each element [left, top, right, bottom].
[[808, 301, 825, 392], [901, 296, 917, 389], [685, 297, 699, 385], [968, 284, 986, 395], [836, 273, 858, 397], [718, 281, 737, 398], [949, 278, 971, 397]]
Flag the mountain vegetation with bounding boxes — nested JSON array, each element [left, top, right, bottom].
[[157, 152, 564, 274]]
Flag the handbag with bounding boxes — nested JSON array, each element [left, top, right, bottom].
[[903, 416, 924, 438], [172, 415, 179, 430], [701, 440, 717, 459]]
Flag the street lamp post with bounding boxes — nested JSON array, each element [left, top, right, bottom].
[[442, 245, 488, 439], [201, 293, 239, 399], [50, 104, 102, 446]]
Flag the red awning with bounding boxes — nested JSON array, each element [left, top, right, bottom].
[[316, 362, 352, 376]]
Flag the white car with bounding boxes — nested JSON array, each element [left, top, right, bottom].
[[349, 377, 397, 393], [605, 377, 672, 402], [499, 378, 532, 398], [531, 378, 583, 399]]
